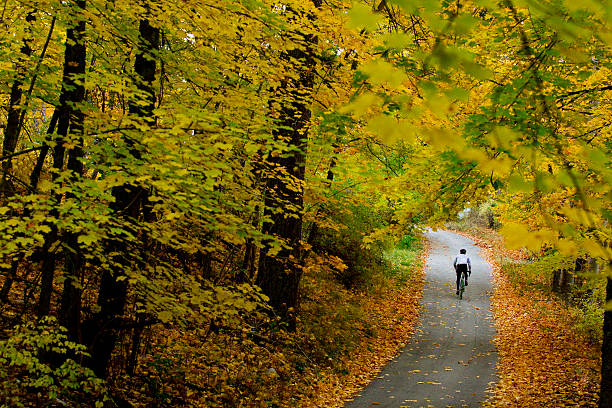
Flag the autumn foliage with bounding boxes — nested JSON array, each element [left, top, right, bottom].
[[0, 0, 611, 406]]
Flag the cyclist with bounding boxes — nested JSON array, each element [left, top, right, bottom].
[[453, 249, 471, 295]]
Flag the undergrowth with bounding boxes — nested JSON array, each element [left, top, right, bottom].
[[384, 235, 423, 285], [108, 233, 425, 407], [500, 254, 605, 344]]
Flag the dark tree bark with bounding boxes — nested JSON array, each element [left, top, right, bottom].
[[256, 4, 320, 331], [29, 111, 58, 189], [552, 269, 563, 293], [241, 205, 260, 282], [257, 153, 306, 331], [199, 249, 214, 280], [560, 268, 574, 295], [60, 155, 86, 341], [87, 17, 159, 378], [58, 1, 87, 341], [600, 276, 612, 408], [0, 12, 35, 197], [0, 12, 37, 302], [126, 314, 145, 375], [37, 1, 87, 319]]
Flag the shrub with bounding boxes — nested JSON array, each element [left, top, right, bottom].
[[573, 294, 605, 343], [384, 234, 423, 284], [398, 234, 417, 250], [447, 200, 500, 230], [501, 255, 605, 344], [0, 317, 106, 407], [310, 203, 388, 288]]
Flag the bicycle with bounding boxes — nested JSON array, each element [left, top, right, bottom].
[[458, 271, 468, 299]]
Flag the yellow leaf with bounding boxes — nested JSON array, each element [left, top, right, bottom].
[[501, 223, 557, 251], [366, 115, 402, 144], [158, 310, 172, 323], [557, 238, 578, 256], [360, 59, 406, 87], [347, 3, 384, 32], [340, 92, 382, 117]]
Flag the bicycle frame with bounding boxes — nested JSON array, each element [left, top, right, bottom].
[[458, 271, 467, 299]]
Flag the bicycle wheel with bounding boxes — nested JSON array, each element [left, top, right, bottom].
[[459, 275, 465, 299]]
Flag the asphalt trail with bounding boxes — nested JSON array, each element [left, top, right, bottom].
[[345, 229, 497, 408]]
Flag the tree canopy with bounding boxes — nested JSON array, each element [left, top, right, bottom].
[[0, 0, 610, 406]]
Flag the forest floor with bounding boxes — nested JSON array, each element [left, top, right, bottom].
[[115, 239, 428, 407], [455, 228, 601, 408]]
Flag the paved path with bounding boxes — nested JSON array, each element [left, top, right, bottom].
[[345, 229, 497, 408]]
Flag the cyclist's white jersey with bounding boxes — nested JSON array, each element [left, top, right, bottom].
[[455, 254, 469, 265]]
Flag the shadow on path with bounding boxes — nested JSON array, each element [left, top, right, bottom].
[[345, 229, 497, 408]]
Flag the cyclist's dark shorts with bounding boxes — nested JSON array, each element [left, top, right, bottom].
[[456, 264, 468, 273]]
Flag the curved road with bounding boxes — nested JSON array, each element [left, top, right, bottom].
[[345, 229, 497, 408]]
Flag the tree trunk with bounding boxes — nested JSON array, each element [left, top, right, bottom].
[[88, 17, 159, 378], [256, 6, 319, 330], [600, 276, 612, 408], [126, 314, 145, 375], [0, 12, 35, 197], [241, 205, 260, 282], [29, 111, 58, 189], [0, 111, 58, 303], [199, 249, 214, 280], [0, 79, 25, 197], [58, 1, 87, 341], [37, 1, 87, 319], [257, 154, 305, 330], [0, 12, 36, 302], [552, 269, 562, 293], [60, 161, 86, 342], [560, 268, 573, 295]]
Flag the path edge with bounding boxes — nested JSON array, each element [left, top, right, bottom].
[[316, 236, 430, 407]]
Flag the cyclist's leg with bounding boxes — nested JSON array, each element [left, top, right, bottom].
[[456, 270, 461, 294], [456, 264, 467, 293], [464, 270, 468, 286]]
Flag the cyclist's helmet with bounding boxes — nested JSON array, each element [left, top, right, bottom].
[[460, 249, 466, 254]]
